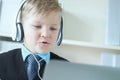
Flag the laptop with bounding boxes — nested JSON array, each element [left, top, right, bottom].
[[43, 60, 120, 80]]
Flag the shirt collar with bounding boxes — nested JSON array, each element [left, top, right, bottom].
[[21, 44, 50, 63]]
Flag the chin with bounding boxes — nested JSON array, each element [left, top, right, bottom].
[[36, 46, 52, 54], [36, 50, 49, 54]]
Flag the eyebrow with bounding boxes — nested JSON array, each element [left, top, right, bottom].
[[51, 24, 58, 25]]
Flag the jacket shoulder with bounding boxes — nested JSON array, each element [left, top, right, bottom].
[[0, 49, 21, 57], [0, 49, 21, 63], [50, 52, 68, 61]]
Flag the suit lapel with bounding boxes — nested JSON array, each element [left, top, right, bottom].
[[5, 49, 28, 80], [14, 49, 28, 80]]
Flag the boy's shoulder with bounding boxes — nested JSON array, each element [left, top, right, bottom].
[[0, 49, 68, 61], [0, 48, 21, 58], [50, 52, 68, 61]]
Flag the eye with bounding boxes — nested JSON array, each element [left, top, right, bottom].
[[50, 27, 58, 31], [32, 25, 42, 29]]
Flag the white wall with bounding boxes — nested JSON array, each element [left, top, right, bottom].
[[59, 0, 108, 44], [51, 0, 110, 65]]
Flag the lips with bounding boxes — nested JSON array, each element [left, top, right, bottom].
[[38, 40, 50, 46], [42, 41, 49, 44]]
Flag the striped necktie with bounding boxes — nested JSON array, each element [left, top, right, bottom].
[[25, 54, 46, 80]]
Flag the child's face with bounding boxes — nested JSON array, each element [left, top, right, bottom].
[[22, 12, 61, 54]]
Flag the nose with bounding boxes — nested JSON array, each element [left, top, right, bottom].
[[41, 27, 50, 38]]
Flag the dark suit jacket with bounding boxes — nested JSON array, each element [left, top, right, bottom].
[[0, 49, 66, 80]]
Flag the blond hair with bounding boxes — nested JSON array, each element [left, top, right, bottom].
[[21, 0, 62, 21]]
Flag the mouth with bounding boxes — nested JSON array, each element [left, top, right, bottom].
[[39, 41, 50, 46], [42, 41, 49, 44]]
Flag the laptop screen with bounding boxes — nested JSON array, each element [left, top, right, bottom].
[[43, 60, 120, 80]]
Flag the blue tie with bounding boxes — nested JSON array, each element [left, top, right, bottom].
[[25, 54, 45, 80]]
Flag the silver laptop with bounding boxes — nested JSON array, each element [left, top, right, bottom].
[[43, 60, 120, 80]]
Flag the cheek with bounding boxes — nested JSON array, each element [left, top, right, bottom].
[[26, 34, 38, 42], [24, 28, 38, 41], [52, 33, 59, 42]]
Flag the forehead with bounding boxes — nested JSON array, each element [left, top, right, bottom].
[[24, 11, 61, 24]]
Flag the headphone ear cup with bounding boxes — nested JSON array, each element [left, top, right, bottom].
[[15, 23, 24, 42], [57, 17, 63, 46]]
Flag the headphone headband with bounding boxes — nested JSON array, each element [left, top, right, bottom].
[[16, 0, 26, 25]]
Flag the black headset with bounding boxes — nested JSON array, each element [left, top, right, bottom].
[[15, 0, 63, 46]]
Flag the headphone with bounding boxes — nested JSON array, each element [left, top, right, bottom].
[[15, 0, 63, 46]]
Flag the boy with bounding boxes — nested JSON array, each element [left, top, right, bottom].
[[0, 0, 67, 80]]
